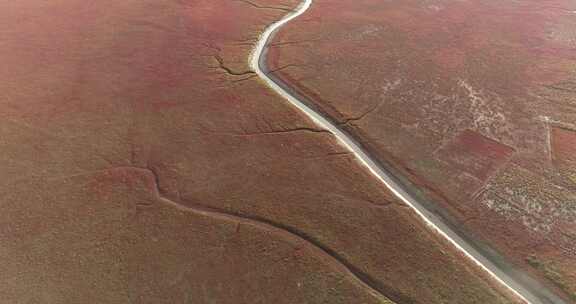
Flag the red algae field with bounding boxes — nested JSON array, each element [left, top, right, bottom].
[[0, 0, 531, 303]]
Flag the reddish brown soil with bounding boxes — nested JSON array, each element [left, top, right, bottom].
[[267, 0, 576, 301], [436, 129, 515, 181], [0, 0, 526, 303], [552, 127, 576, 181]]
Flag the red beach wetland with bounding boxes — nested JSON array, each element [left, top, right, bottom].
[[0, 0, 572, 303], [0, 0, 525, 303]]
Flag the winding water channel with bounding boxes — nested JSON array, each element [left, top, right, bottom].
[[249, 1, 566, 303]]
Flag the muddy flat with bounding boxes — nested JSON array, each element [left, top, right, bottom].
[[0, 0, 570, 303]]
